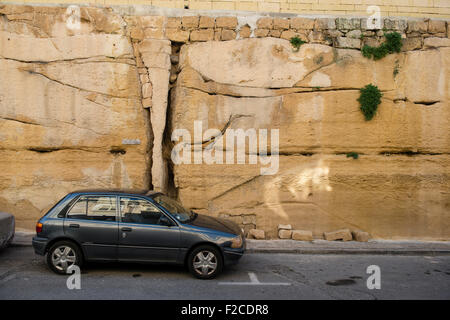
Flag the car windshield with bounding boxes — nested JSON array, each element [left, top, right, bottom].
[[152, 194, 194, 223]]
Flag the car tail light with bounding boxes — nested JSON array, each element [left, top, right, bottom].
[[36, 222, 43, 234]]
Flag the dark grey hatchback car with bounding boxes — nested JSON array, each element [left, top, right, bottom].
[[32, 190, 245, 279]]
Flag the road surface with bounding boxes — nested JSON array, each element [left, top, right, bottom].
[[1, 246, 449, 299]]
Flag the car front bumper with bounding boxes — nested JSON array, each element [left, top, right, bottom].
[[222, 238, 245, 266], [32, 236, 48, 255]]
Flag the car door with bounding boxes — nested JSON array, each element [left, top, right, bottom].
[[118, 196, 181, 263], [64, 195, 119, 261]]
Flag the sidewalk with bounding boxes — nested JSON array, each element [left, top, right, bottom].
[[246, 239, 450, 255], [10, 230, 450, 255]]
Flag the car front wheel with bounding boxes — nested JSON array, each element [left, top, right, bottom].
[[46, 241, 83, 275], [188, 245, 223, 279]]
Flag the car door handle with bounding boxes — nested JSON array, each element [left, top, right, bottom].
[[121, 227, 132, 232], [69, 224, 80, 228]]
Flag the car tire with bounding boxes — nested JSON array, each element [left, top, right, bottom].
[[188, 245, 223, 279], [46, 240, 83, 275]]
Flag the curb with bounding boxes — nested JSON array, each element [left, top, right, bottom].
[[246, 248, 450, 255], [10, 232, 34, 247]]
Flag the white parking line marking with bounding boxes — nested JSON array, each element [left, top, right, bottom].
[[218, 272, 291, 286], [248, 272, 260, 284]]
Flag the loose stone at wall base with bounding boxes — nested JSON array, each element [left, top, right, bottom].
[[324, 229, 353, 241], [248, 229, 265, 240], [278, 229, 293, 239], [292, 230, 313, 241], [352, 231, 370, 242]]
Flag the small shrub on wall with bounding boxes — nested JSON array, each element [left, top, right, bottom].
[[358, 84, 383, 121], [362, 32, 402, 60], [290, 36, 306, 51]]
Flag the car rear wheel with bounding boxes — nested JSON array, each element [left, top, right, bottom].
[[46, 241, 83, 275], [188, 245, 223, 279]]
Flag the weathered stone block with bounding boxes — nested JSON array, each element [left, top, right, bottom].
[[324, 229, 352, 241], [401, 37, 422, 51], [248, 229, 265, 239], [269, 29, 282, 38], [291, 17, 315, 30], [336, 18, 360, 30], [292, 230, 313, 241], [280, 30, 298, 40], [144, 28, 165, 39], [254, 28, 269, 38], [424, 37, 450, 48], [336, 36, 361, 49], [278, 224, 292, 230], [428, 20, 446, 34], [273, 18, 289, 30], [139, 39, 172, 54], [221, 29, 237, 41], [165, 28, 190, 42], [407, 20, 428, 33], [346, 29, 361, 39], [199, 16, 215, 28], [140, 16, 165, 29], [239, 25, 251, 38], [383, 18, 407, 31], [181, 16, 199, 29], [278, 229, 292, 239], [141, 52, 171, 70], [257, 17, 273, 29], [190, 28, 214, 42], [215, 16, 238, 29], [167, 17, 181, 28], [352, 230, 370, 242], [314, 18, 336, 30]]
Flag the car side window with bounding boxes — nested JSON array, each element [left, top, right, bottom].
[[120, 197, 164, 225], [67, 196, 117, 222]]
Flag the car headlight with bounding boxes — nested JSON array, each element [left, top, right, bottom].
[[231, 235, 243, 248]]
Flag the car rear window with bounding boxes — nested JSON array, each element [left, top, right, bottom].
[[66, 196, 117, 222]]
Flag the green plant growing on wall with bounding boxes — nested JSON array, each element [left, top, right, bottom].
[[346, 152, 359, 159], [358, 84, 383, 121], [290, 36, 306, 51], [362, 32, 402, 60]]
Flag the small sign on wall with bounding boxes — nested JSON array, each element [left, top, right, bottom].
[[122, 139, 141, 145]]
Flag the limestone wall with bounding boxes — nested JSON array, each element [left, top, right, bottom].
[[0, 3, 449, 239]]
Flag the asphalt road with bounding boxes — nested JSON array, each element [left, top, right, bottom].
[[0, 246, 449, 300]]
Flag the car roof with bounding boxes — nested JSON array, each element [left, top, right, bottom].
[[70, 189, 161, 197]]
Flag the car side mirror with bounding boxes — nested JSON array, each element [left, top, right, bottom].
[[159, 216, 173, 227]]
